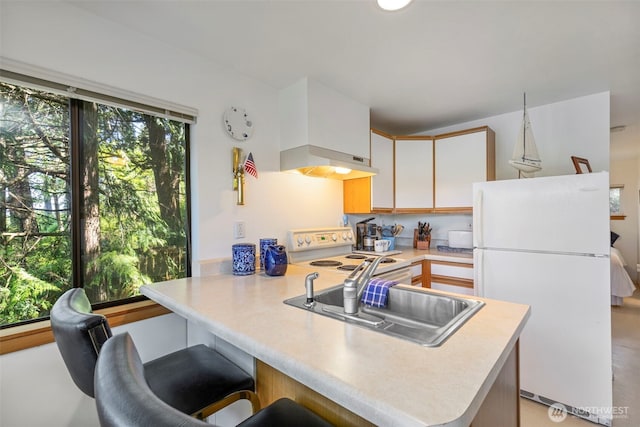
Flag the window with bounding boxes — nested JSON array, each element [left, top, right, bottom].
[[1, 80, 191, 327], [610, 185, 624, 219]]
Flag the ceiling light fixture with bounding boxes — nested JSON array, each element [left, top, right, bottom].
[[377, 0, 413, 11]]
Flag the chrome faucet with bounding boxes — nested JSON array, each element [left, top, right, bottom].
[[343, 257, 387, 315], [304, 272, 319, 308]]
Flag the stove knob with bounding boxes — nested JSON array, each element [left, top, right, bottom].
[[331, 233, 337, 241], [296, 235, 304, 246], [341, 232, 348, 241], [304, 235, 312, 245], [346, 231, 353, 240]]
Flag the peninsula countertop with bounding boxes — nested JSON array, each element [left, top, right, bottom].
[[141, 265, 529, 427]]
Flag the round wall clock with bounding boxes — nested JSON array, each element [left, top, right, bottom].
[[223, 106, 253, 141]]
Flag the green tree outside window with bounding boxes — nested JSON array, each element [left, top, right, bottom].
[[0, 82, 190, 326]]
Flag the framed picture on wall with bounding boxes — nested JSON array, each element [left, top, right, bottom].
[[571, 156, 592, 174]]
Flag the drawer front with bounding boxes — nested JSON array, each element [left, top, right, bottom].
[[430, 261, 473, 279]]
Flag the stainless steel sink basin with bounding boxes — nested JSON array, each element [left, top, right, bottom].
[[284, 284, 484, 347]]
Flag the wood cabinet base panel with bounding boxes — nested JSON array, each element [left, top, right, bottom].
[[256, 341, 519, 427], [256, 360, 374, 427]]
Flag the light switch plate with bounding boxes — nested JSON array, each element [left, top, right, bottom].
[[233, 221, 246, 239]]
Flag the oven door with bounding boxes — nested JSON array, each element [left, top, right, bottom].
[[374, 266, 412, 285]]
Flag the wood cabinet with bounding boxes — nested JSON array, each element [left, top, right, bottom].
[[394, 136, 434, 212], [343, 126, 494, 214], [343, 177, 371, 214], [257, 343, 520, 427], [434, 127, 495, 211], [343, 129, 393, 214], [425, 260, 474, 296], [370, 129, 394, 212], [409, 260, 426, 286]]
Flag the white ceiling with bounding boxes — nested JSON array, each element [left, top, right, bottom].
[[69, 0, 640, 159]]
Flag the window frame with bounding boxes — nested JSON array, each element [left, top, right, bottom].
[[1, 71, 194, 329], [0, 300, 170, 354], [610, 185, 626, 220]]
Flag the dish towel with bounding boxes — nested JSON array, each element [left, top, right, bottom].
[[360, 278, 398, 308]]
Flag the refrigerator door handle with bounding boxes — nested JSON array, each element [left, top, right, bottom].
[[473, 189, 483, 248], [474, 250, 484, 297]]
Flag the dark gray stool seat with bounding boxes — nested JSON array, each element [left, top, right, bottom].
[[95, 332, 333, 427], [51, 288, 258, 418], [144, 344, 255, 416]]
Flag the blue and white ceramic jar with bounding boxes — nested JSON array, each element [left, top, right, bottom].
[[232, 243, 256, 276], [264, 245, 288, 276], [259, 238, 277, 270]]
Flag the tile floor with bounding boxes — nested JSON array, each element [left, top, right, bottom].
[[521, 290, 640, 426]]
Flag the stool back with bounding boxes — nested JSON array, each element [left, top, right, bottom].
[[95, 332, 209, 427], [50, 288, 112, 397]]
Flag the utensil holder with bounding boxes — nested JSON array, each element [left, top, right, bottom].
[[413, 229, 431, 250], [417, 238, 431, 250]]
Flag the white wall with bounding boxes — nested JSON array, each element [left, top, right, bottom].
[[422, 92, 610, 179], [350, 92, 611, 245], [610, 157, 639, 282], [0, 314, 188, 427], [1, 2, 343, 424], [1, 2, 611, 260], [0, 3, 619, 423], [0, 1, 344, 269]]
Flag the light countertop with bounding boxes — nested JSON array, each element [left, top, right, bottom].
[[395, 246, 473, 264], [141, 264, 528, 427]]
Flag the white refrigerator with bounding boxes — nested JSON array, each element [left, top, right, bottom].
[[473, 172, 612, 426]]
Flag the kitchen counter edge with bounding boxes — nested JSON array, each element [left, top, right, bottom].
[[141, 266, 528, 427]]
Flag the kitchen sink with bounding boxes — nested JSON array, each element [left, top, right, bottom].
[[284, 284, 484, 347]]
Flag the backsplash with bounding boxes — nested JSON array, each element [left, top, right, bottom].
[[195, 257, 233, 277], [346, 213, 472, 248]]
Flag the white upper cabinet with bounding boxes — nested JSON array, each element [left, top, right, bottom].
[[346, 126, 495, 214], [370, 130, 394, 210], [395, 137, 434, 210], [434, 127, 495, 209]]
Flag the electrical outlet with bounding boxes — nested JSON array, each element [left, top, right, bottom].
[[234, 221, 246, 239]]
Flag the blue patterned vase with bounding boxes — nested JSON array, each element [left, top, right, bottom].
[[232, 243, 256, 276], [259, 238, 277, 270]]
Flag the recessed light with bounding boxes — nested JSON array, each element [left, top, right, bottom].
[[377, 0, 413, 12]]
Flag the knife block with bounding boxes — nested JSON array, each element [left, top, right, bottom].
[[413, 229, 431, 249]]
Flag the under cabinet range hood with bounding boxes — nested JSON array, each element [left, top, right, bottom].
[[279, 77, 376, 180], [280, 145, 378, 180]]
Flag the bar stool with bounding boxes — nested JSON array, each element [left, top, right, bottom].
[[95, 332, 334, 427], [50, 288, 259, 419]]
